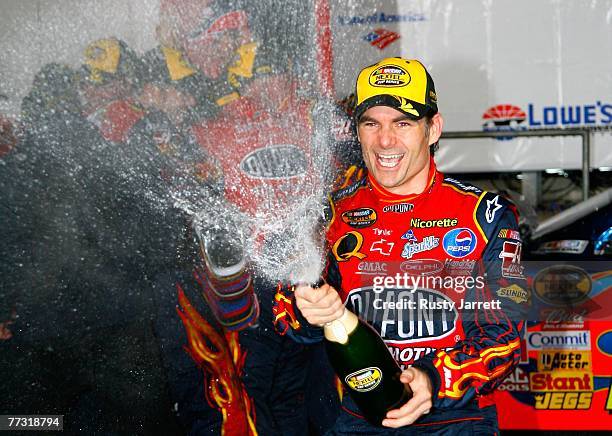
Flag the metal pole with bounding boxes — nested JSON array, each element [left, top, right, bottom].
[[582, 130, 590, 201], [441, 128, 593, 200]]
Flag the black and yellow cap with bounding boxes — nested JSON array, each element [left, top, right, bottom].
[[354, 57, 438, 120]]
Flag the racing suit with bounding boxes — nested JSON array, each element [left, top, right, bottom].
[[281, 158, 528, 434]]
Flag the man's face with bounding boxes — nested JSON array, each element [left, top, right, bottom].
[[357, 105, 442, 196]]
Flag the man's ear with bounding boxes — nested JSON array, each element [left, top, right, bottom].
[[428, 113, 444, 146]]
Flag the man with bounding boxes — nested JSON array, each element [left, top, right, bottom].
[[289, 57, 528, 434]]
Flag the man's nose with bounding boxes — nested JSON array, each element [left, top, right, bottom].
[[378, 125, 395, 148]]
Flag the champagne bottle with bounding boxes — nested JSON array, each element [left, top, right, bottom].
[[324, 308, 412, 425]]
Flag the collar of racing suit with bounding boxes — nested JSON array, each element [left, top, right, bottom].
[[366, 156, 440, 203]]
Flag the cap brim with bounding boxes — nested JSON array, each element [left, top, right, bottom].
[[354, 95, 430, 121]]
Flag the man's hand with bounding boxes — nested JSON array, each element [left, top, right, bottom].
[[294, 283, 344, 326], [382, 367, 433, 428]]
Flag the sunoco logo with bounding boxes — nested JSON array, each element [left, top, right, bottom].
[[383, 202, 414, 213], [345, 367, 382, 392], [347, 287, 458, 343], [369, 65, 410, 87], [342, 208, 377, 228], [240, 144, 307, 179]]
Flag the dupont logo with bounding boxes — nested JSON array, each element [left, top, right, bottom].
[[240, 144, 307, 178], [482, 104, 527, 141], [527, 330, 591, 351], [363, 28, 400, 50]]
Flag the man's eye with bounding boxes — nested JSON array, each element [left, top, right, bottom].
[[397, 121, 412, 127]]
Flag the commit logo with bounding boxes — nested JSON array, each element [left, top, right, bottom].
[[443, 228, 477, 258], [527, 330, 591, 351]]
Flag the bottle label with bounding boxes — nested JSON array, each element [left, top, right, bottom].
[[345, 367, 383, 392]]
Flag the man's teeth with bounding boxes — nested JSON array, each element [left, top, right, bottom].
[[377, 153, 404, 168]]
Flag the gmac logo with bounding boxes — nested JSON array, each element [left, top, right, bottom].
[[443, 228, 477, 258]]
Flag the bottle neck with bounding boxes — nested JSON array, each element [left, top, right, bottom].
[[323, 308, 359, 345]]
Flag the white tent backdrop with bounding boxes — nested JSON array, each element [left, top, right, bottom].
[[1, 0, 611, 172]]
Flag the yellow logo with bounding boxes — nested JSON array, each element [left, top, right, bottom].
[[496, 284, 530, 304], [369, 65, 410, 87], [345, 367, 382, 392], [332, 231, 366, 262]]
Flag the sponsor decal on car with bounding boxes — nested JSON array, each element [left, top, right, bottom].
[[537, 351, 591, 372], [533, 265, 591, 306], [527, 330, 591, 351]]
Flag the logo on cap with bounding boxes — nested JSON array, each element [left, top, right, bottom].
[[369, 65, 410, 87]]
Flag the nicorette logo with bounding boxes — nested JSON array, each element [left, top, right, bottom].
[[345, 367, 382, 392], [443, 228, 477, 258], [482, 101, 612, 140]]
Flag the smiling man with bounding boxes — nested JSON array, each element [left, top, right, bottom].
[[284, 57, 529, 434]]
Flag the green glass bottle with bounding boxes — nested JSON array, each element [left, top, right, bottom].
[[324, 308, 412, 426]]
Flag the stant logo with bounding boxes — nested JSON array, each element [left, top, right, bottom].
[[345, 367, 382, 392], [400, 259, 444, 275], [530, 372, 592, 392], [347, 287, 458, 343], [369, 65, 410, 87], [341, 208, 377, 228], [383, 202, 414, 213], [443, 228, 477, 258], [240, 144, 307, 178]]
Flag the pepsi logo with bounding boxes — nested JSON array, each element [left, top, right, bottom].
[[443, 228, 477, 258]]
